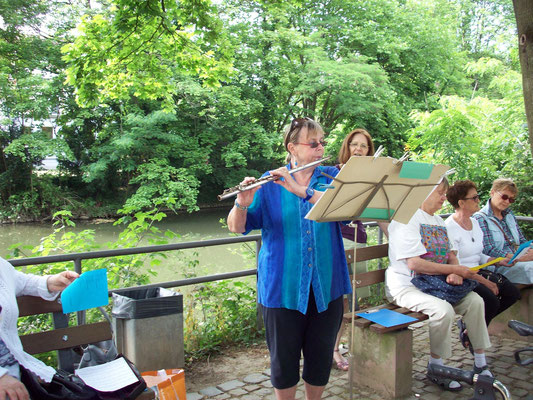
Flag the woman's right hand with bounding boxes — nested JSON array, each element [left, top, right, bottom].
[[235, 177, 260, 207], [499, 257, 516, 267], [446, 273, 463, 285], [0, 374, 29, 400], [228, 177, 259, 234]]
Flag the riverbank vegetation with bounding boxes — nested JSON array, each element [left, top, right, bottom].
[[14, 209, 263, 365], [1, 0, 531, 223]]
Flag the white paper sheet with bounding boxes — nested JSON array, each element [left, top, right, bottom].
[[75, 357, 139, 392]]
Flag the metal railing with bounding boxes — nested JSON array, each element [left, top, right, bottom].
[[10, 215, 533, 291], [10, 235, 263, 293]]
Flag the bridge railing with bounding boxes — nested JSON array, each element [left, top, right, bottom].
[[11, 215, 533, 293]]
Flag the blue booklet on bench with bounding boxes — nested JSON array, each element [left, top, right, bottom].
[[355, 308, 418, 328]]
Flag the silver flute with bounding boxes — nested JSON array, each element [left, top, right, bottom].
[[218, 155, 332, 201]]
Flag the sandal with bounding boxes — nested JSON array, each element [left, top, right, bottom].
[[333, 350, 349, 371], [473, 364, 493, 377], [457, 319, 474, 355], [426, 364, 463, 392]]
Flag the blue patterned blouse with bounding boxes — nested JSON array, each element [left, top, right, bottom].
[[244, 165, 352, 314]]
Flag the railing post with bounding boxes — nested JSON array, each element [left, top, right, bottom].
[[52, 310, 76, 372], [73, 258, 85, 325], [52, 258, 85, 372], [378, 226, 384, 270], [255, 238, 264, 331]]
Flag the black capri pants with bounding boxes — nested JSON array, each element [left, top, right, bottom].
[[261, 290, 344, 389]]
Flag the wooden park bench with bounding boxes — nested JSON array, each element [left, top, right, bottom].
[[16, 295, 155, 400], [341, 243, 428, 398], [341, 243, 533, 398]]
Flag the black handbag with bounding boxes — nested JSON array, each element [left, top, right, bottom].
[[478, 269, 510, 289], [77, 307, 147, 400], [21, 355, 146, 400], [20, 367, 99, 400], [78, 307, 118, 369]]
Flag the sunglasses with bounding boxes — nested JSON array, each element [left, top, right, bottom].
[[497, 191, 516, 203], [463, 194, 480, 202], [289, 117, 312, 134], [294, 140, 327, 149]]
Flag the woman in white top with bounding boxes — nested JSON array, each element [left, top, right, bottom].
[[445, 180, 520, 352], [386, 179, 492, 392], [0, 257, 78, 400]]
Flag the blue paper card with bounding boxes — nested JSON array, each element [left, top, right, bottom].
[[61, 269, 109, 313], [356, 308, 417, 328], [510, 240, 533, 263]]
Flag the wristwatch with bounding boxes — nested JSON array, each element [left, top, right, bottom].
[[304, 186, 315, 202]]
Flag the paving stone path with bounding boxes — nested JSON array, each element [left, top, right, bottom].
[[187, 321, 533, 399]]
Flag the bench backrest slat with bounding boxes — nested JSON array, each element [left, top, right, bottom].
[[17, 296, 62, 317], [20, 322, 112, 354], [345, 243, 388, 263], [351, 269, 386, 288], [17, 295, 112, 361]]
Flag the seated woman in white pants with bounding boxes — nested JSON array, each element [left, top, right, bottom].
[[385, 179, 492, 392]]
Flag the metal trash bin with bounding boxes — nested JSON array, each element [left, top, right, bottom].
[[112, 287, 184, 372]]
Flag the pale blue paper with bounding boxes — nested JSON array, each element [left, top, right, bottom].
[[356, 308, 417, 328], [510, 240, 533, 263], [61, 269, 109, 313]]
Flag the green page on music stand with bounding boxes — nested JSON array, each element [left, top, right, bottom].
[[305, 156, 450, 224]]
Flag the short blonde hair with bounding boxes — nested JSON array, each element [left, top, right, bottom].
[[491, 178, 518, 195]]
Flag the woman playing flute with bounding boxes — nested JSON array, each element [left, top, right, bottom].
[[227, 117, 352, 400]]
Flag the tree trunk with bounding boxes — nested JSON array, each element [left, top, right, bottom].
[[512, 0, 533, 157]]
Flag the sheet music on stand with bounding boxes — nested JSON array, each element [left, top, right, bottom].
[[305, 155, 450, 224]]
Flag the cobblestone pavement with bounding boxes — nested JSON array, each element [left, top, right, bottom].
[[186, 321, 533, 399]]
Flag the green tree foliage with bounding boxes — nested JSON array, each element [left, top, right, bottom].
[[218, 0, 468, 161], [454, 0, 516, 57], [408, 57, 532, 219], [1, 0, 531, 219], [62, 0, 233, 111]]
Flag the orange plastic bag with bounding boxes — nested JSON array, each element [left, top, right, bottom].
[[141, 369, 186, 400]]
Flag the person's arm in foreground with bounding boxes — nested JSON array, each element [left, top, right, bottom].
[[47, 271, 79, 293], [0, 373, 29, 400]]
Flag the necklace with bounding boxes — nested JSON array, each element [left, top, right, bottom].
[[454, 215, 475, 242]]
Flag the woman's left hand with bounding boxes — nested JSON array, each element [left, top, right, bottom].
[[47, 271, 79, 292], [269, 167, 305, 198], [446, 273, 464, 285], [517, 248, 533, 262]]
